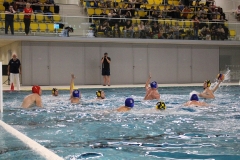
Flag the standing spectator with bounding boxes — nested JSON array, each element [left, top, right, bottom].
[[5, 5, 15, 35], [8, 53, 21, 91], [23, 3, 33, 36], [101, 53, 111, 86], [193, 16, 200, 40]]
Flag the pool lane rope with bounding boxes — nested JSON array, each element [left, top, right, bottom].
[[0, 120, 64, 160]]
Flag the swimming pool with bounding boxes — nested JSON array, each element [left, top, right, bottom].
[[1, 86, 240, 159]]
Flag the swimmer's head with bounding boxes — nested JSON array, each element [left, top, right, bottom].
[[96, 90, 105, 99], [32, 85, 41, 95], [150, 81, 158, 89], [125, 98, 134, 108], [190, 94, 199, 101], [155, 101, 166, 110], [52, 88, 58, 96], [72, 90, 80, 98], [204, 80, 211, 88]]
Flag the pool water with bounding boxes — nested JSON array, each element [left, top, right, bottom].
[[1, 86, 240, 159], [0, 126, 45, 160]]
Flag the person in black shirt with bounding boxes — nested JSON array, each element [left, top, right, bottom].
[[101, 52, 111, 86], [8, 53, 21, 90], [5, 5, 16, 35]]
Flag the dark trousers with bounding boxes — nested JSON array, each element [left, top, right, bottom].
[[5, 19, 14, 35], [24, 18, 31, 35]]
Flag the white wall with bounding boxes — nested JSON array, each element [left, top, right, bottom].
[[216, 0, 240, 12], [21, 41, 220, 85]]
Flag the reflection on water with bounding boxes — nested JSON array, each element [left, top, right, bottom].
[[2, 86, 240, 159]]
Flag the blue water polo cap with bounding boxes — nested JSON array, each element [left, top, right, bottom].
[[150, 81, 158, 88], [125, 98, 134, 108], [190, 94, 199, 101], [72, 90, 80, 98]]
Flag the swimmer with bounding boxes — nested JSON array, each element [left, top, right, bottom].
[[117, 98, 134, 112], [198, 79, 222, 99], [21, 85, 42, 108], [144, 74, 160, 100], [52, 88, 58, 96], [70, 74, 80, 103], [96, 90, 105, 100], [184, 94, 208, 106]]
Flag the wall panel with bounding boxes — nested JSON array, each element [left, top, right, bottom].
[[49, 42, 84, 85], [177, 47, 192, 83], [192, 47, 219, 82], [21, 42, 32, 85], [84, 43, 101, 85], [133, 45, 148, 84], [148, 45, 178, 83]]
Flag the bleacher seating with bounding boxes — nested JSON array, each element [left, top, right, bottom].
[[80, 0, 235, 40], [0, 1, 63, 35]]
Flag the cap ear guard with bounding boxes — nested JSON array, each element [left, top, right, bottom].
[[125, 98, 134, 108], [150, 81, 158, 88], [156, 101, 166, 110], [96, 90, 102, 97], [52, 88, 57, 94], [205, 80, 211, 87]]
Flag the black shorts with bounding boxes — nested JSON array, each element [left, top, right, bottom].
[[102, 69, 110, 76]]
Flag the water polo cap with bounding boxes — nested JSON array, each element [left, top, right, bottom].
[[125, 98, 134, 108], [156, 101, 166, 110], [190, 94, 199, 101], [150, 81, 158, 88], [52, 88, 58, 94], [72, 90, 80, 98], [205, 80, 211, 87], [32, 85, 41, 95], [96, 90, 102, 97]]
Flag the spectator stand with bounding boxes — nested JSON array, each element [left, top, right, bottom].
[[0, 0, 63, 35]]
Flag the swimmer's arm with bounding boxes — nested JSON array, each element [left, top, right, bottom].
[[145, 74, 151, 90], [212, 80, 222, 93], [70, 74, 75, 95]]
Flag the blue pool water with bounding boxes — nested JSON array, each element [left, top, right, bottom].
[[1, 86, 240, 160]]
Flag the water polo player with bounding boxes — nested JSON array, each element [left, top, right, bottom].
[[199, 79, 222, 99], [155, 101, 167, 110], [70, 74, 80, 103], [96, 90, 105, 99], [184, 93, 208, 106], [117, 98, 134, 112], [21, 85, 42, 108], [144, 74, 160, 100], [52, 88, 58, 96]]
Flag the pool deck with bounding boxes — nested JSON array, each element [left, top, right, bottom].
[[2, 82, 239, 91]]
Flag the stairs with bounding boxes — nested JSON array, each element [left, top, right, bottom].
[[58, 4, 91, 36]]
